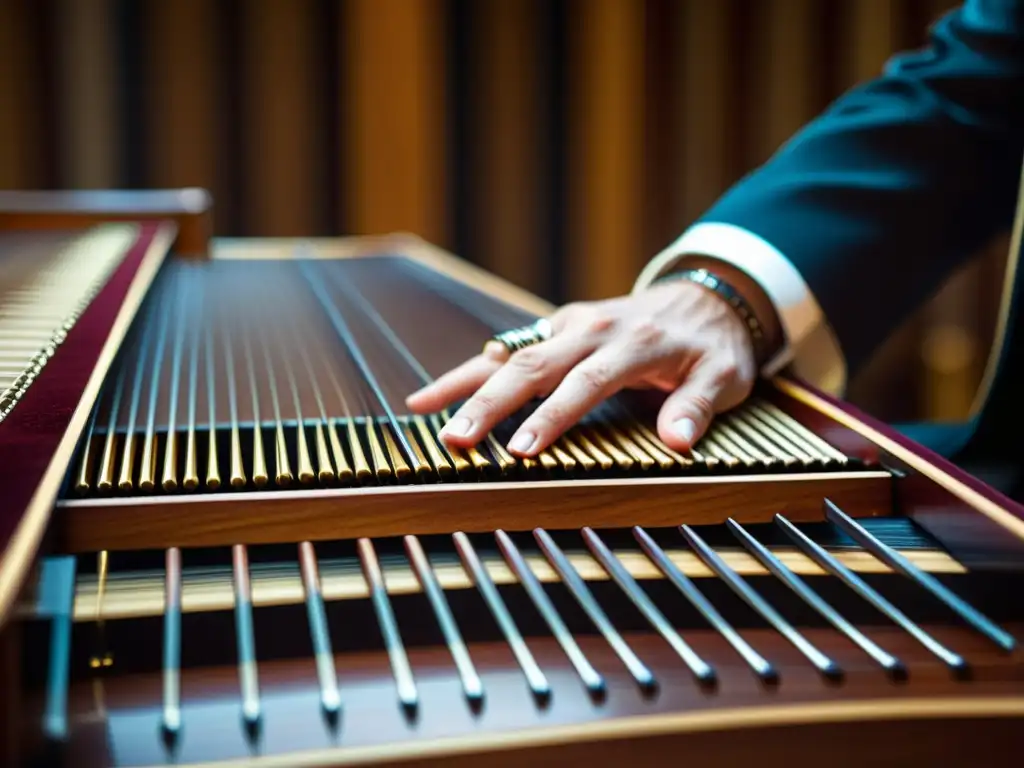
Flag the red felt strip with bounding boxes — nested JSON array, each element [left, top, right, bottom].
[[0, 222, 165, 558]]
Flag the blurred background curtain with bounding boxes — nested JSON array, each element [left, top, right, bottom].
[[0, 0, 1006, 423]]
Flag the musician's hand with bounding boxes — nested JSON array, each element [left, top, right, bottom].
[[406, 262, 781, 457]]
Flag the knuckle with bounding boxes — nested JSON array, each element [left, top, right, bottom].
[[503, 348, 552, 387], [508, 348, 549, 380], [629, 320, 664, 347], [585, 314, 616, 337], [532, 403, 568, 432], [482, 341, 509, 362], [469, 392, 501, 414], [572, 364, 612, 396]]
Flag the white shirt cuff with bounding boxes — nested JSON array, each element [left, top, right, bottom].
[[633, 222, 848, 396]]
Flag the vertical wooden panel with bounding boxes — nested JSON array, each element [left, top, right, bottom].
[[838, 0, 899, 90], [471, 0, 543, 293], [567, 0, 645, 300], [675, 0, 735, 226], [0, 1, 44, 188], [343, 0, 446, 245], [56, 0, 120, 188], [145, 0, 223, 195], [749, 0, 819, 163], [0, 2, 27, 187], [642, 0, 677, 255], [241, 0, 320, 236]]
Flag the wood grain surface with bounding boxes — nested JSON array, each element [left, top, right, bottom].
[[56, 471, 890, 553], [36, 622, 1024, 767]]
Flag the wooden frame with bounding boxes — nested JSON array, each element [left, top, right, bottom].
[[56, 470, 892, 553], [0, 220, 176, 628], [0, 189, 212, 256], [4, 193, 1024, 768]]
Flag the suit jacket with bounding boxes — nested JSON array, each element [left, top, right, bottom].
[[641, 0, 1024, 465]]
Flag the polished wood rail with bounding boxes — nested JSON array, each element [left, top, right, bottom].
[[21, 509, 1023, 767], [56, 470, 892, 555], [0, 190, 213, 257]]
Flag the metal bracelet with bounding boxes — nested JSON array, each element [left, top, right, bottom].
[[653, 268, 767, 357]]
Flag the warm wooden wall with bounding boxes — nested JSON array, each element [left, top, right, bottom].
[[0, 0, 1004, 423]]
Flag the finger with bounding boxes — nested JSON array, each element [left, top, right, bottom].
[[656, 361, 744, 451], [404, 342, 507, 413], [506, 341, 641, 456], [439, 331, 595, 447]]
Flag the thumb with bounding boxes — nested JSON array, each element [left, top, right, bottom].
[[656, 363, 740, 451]]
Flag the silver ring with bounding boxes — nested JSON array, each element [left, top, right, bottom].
[[489, 318, 553, 353]]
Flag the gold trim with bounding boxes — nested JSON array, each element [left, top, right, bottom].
[[0, 222, 176, 626], [969, 154, 1024, 418], [774, 377, 1024, 542], [137, 696, 1024, 768]]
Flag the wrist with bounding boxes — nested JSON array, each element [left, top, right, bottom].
[[654, 255, 785, 368]]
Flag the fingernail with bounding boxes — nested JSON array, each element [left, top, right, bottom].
[[442, 416, 473, 439], [508, 431, 537, 454], [672, 418, 697, 444]]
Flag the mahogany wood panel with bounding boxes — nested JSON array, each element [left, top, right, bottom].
[[567, 0, 645, 300], [0, 190, 213, 256], [0, 0, 47, 189], [40, 623, 1024, 766], [55, 0, 120, 189], [470, 0, 545, 297], [750, 0, 819, 164], [327, 719, 1021, 768], [240, 0, 321, 238], [55, 472, 891, 553], [675, 1, 736, 227], [839, 0, 900, 90], [640, 0, 675, 258], [342, 0, 446, 246], [144, 0, 224, 233]]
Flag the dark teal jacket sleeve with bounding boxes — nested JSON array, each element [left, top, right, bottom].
[[698, 0, 1024, 374]]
